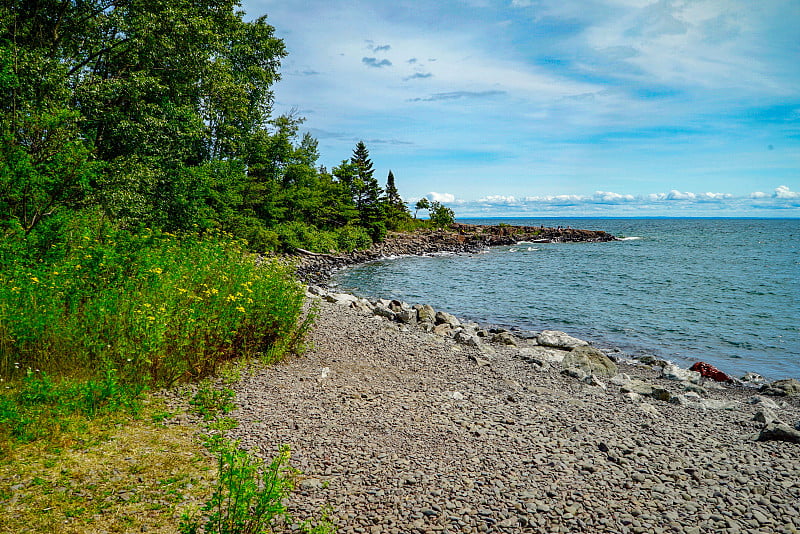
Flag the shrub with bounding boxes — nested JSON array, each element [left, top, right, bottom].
[[0, 214, 309, 386], [334, 225, 372, 252]]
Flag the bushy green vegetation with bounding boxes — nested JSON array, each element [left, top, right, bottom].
[[0, 2, 444, 255], [0, 2, 455, 528], [0, 368, 143, 446], [0, 216, 308, 386], [180, 442, 334, 534]]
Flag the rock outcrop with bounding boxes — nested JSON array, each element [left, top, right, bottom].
[[291, 224, 617, 285]]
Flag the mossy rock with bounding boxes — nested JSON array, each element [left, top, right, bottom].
[[562, 346, 618, 377]]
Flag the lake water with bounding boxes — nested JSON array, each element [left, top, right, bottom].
[[332, 218, 800, 380]]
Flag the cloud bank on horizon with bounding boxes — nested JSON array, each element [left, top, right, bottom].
[[242, 0, 800, 217]]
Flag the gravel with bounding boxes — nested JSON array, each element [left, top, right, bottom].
[[227, 298, 800, 534]]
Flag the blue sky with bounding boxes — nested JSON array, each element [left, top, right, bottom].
[[240, 0, 800, 217]]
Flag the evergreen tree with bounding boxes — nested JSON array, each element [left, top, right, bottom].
[[348, 141, 384, 239], [382, 170, 410, 228]]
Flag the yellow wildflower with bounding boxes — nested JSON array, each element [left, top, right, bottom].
[[236, 305, 246, 313]]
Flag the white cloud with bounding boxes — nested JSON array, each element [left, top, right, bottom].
[[427, 192, 455, 203], [774, 185, 800, 199], [697, 192, 733, 201], [523, 194, 585, 202], [479, 195, 519, 205], [453, 186, 800, 217], [666, 190, 696, 200], [593, 190, 636, 202]]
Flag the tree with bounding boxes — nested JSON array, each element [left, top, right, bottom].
[[1, 0, 288, 233], [348, 141, 384, 239], [414, 197, 431, 219], [429, 201, 455, 228], [382, 170, 410, 228]]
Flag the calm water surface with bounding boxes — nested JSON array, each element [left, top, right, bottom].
[[333, 218, 800, 380]]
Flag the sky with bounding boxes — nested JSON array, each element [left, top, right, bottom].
[[240, 0, 800, 217]]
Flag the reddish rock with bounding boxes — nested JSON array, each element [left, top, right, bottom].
[[689, 362, 732, 383]]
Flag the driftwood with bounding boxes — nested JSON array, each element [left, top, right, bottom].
[[295, 248, 334, 258]]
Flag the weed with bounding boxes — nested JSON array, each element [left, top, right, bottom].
[[189, 380, 236, 421], [180, 442, 337, 534], [0, 217, 308, 388]]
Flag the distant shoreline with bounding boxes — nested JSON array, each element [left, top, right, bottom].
[[292, 223, 617, 285]]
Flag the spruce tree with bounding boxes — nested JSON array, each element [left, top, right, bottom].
[[385, 170, 402, 206], [383, 170, 410, 228], [349, 141, 384, 239]]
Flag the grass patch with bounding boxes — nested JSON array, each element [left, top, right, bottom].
[[0, 369, 143, 451], [0, 399, 217, 534]]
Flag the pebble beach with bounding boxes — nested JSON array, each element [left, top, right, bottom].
[[227, 292, 800, 534]]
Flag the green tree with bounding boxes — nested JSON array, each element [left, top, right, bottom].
[[381, 170, 410, 229], [348, 141, 384, 240], [1, 0, 288, 233], [429, 201, 455, 228], [414, 197, 431, 219]]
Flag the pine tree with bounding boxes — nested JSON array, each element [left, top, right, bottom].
[[349, 141, 384, 239], [385, 170, 401, 206], [382, 170, 410, 228]]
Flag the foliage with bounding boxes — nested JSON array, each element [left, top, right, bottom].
[[1, 1, 456, 258], [190, 380, 237, 421], [429, 201, 455, 228], [414, 197, 431, 219], [180, 441, 336, 534], [180, 444, 294, 534], [347, 141, 385, 240], [0, 368, 142, 446], [382, 170, 411, 230], [0, 213, 309, 386]]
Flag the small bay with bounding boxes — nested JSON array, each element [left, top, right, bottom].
[[332, 218, 800, 380]]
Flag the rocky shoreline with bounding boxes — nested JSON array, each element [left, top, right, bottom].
[[227, 225, 800, 533], [292, 224, 617, 285], [228, 291, 800, 534]]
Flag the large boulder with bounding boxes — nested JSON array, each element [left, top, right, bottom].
[[536, 330, 589, 350], [416, 304, 436, 324], [492, 332, 518, 346], [757, 423, 800, 444], [562, 346, 618, 377], [620, 379, 656, 397], [433, 323, 453, 337], [396, 308, 418, 324], [689, 361, 732, 382], [454, 330, 481, 348], [760, 378, 800, 397], [661, 363, 701, 384], [373, 305, 396, 320], [324, 292, 360, 306], [435, 311, 461, 328]]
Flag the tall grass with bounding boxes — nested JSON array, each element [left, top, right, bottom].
[[0, 217, 309, 386]]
